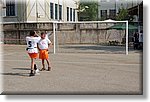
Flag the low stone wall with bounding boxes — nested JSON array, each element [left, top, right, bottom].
[[3, 22, 126, 45]]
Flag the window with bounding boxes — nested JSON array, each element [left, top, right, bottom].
[[70, 8, 72, 21], [67, 7, 69, 21], [101, 0, 107, 2], [101, 10, 107, 19], [73, 9, 75, 21], [6, 1, 15, 16], [109, 9, 116, 19], [55, 4, 58, 20], [59, 5, 62, 20], [50, 3, 53, 19]]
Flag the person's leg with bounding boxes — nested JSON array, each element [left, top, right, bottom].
[[135, 43, 138, 50], [31, 58, 34, 71], [46, 59, 50, 67], [29, 53, 39, 76], [42, 59, 45, 68], [40, 59, 46, 71], [29, 58, 35, 76], [46, 59, 51, 71], [34, 64, 37, 70], [44, 49, 51, 71], [133, 43, 135, 50]]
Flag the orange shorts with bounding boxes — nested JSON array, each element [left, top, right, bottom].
[[39, 49, 49, 59], [28, 53, 38, 59]]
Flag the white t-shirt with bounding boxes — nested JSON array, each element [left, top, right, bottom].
[[46, 34, 48, 39], [38, 38, 51, 50], [26, 36, 41, 53]]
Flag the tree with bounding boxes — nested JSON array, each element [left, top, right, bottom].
[[79, 1, 98, 21], [116, 7, 128, 21]]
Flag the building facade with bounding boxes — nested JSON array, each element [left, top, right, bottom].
[[1, 0, 79, 23], [98, 0, 143, 20]]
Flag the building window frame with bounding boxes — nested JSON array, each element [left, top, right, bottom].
[[109, 9, 116, 19], [6, 1, 16, 16], [101, 10, 107, 20], [70, 8, 72, 21], [55, 4, 58, 20], [59, 5, 62, 20], [73, 9, 75, 21], [50, 2, 54, 19], [67, 7, 69, 21], [101, 0, 107, 2]]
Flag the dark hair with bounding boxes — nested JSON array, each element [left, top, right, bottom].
[[41, 32, 45, 35], [140, 30, 143, 33], [30, 31, 35, 36]]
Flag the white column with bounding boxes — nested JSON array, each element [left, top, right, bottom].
[[53, 23, 56, 54], [126, 21, 128, 55], [15, 0, 17, 17], [1, 0, 6, 17]]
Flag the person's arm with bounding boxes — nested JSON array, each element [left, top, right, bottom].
[[46, 31, 53, 39], [49, 32, 53, 36], [47, 39, 53, 50], [34, 31, 40, 37], [37, 39, 41, 51], [37, 43, 40, 51], [48, 42, 53, 48]]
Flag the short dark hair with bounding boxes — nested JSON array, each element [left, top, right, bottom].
[[41, 32, 45, 35], [140, 30, 143, 33], [30, 31, 35, 36]]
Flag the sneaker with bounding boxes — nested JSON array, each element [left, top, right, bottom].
[[47, 67, 51, 71], [29, 72, 35, 76], [34, 64, 40, 75], [35, 68, 40, 75]]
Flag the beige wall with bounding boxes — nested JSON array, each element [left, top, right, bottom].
[[2, 0, 79, 23]]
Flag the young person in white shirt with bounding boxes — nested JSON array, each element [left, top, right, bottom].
[[26, 31, 41, 76], [38, 32, 52, 71], [139, 30, 143, 49]]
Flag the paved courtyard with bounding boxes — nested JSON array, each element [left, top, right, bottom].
[[0, 45, 142, 94]]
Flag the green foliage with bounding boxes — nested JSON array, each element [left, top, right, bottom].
[[116, 7, 128, 21], [79, 1, 98, 21]]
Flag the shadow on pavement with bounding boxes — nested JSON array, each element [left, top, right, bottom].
[[61, 45, 136, 53], [0, 72, 29, 77], [13, 68, 30, 70], [62, 45, 125, 51]]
